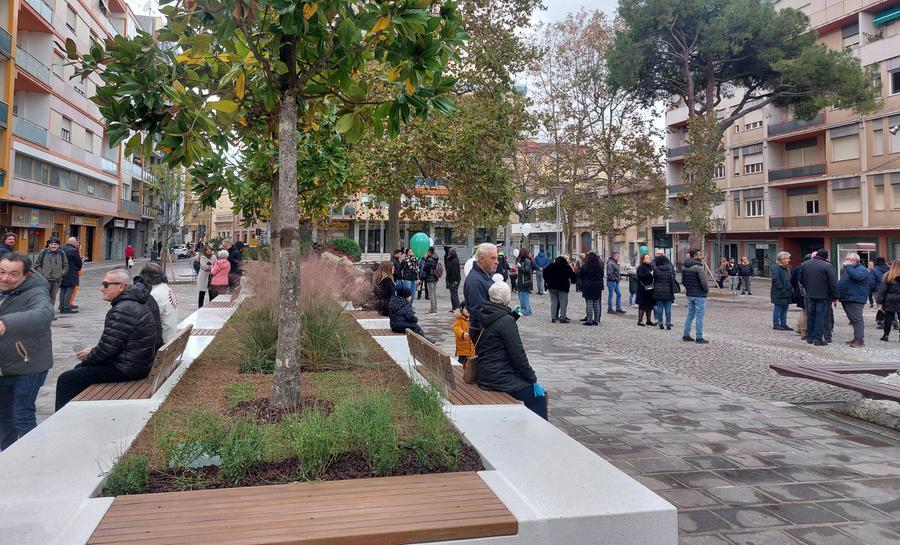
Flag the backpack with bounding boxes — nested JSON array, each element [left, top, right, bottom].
[[434, 260, 444, 279]]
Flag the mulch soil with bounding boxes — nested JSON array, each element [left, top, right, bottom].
[[227, 397, 334, 424]]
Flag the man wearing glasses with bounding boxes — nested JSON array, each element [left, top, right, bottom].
[[54, 269, 160, 410]]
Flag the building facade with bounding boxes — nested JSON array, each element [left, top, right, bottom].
[[665, 0, 900, 276]]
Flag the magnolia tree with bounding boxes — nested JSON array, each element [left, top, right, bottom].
[[70, 0, 467, 408]]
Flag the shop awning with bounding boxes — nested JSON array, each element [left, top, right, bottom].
[[874, 6, 900, 25]]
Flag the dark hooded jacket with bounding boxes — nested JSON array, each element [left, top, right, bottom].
[[652, 256, 676, 302], [61, 243, 83, 288], [577, 259, 605, 299], [81, 283, 160, 379], [445, 249, 461, 288], [770, 264, 792, 305], [681, 258, 709, 298], [475, 301, 537, 394], [871, 262, 891, 295], [876, 275, 900, 313], [388, 293, 418, 331], [543, 256, 576, 292], [0, 272, 55, 376]]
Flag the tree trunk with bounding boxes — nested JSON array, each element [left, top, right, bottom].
[[271, 91, 302, 410], [387, 194, 401, 251], [270, 181, 279, 265]]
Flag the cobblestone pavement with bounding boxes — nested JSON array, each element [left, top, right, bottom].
[[36, 258, 200, 422], [413, 282, 900, 545]]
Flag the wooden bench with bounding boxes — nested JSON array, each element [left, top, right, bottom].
[[406, 330, 519, 406], [369, 328, 403, 336], [73, 325, 193, 402], [88, 472, 518, 545], [771, 363, 900, 402]]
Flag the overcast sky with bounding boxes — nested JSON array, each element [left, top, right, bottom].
[[535, 0, 619, 22]]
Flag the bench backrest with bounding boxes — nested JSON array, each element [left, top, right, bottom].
[[406, 330, 456, 390], [149, 325, 193, 393]]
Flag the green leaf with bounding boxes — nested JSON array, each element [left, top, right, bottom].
[[335, 112, 355, 134], [208, 100, 238, 114], [124, 133, 142, 157]]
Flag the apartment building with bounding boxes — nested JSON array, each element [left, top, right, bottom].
[[665, 0, 900, 276], [0, 0, 160, 263]]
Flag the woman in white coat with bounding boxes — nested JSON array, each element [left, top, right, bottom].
[[196, 245, 214, 308]]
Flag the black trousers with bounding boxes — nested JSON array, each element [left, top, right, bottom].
[[55, 364, 133, 411]]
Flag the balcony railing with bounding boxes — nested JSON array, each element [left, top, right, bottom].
[[0, 101, 8, 129], [120, 199, 141, 216], [769, 214, 828, 229], [24, 0, 54, 23], [0, 28, 11, 59], [124, 161, 144, 180], [13, 115, 48, 147], [16, 46, 52, 87], [101, 157, 119, 174], [767, 113, 825, 137], [142, 204, 158, 218], [768, 163, 826, 182], [667, 144, 692, 159], [329, 206, 356, 218]]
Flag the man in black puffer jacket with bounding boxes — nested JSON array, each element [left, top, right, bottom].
[[55, 269, 161, 410]]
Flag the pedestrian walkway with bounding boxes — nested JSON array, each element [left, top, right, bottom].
[[415, 283, 900, 544], [37, 258, 200, 423]]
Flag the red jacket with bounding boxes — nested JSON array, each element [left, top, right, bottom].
[[125, 246, 135, 258]]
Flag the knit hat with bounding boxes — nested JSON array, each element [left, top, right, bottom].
[[395, 284, 412, 298], [488, 281, 511, 306]]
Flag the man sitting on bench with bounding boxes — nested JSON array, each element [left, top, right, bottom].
[[55, 269, 160, 410]]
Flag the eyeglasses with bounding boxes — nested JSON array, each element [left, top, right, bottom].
[[101, 281, 123, 289]]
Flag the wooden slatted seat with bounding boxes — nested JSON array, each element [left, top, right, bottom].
[[406, 331, 519, 406], [73, 326, 193, 402], [771, 363, 900, 402], [369, 328, 403, 336], [87, 472, 517, 545], [350, 310, 383, 319]]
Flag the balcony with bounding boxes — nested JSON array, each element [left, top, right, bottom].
[[768, 163, 826, 182], [769, 214, 828, 229], [767, 113, 825, 138], [124, 161, 144, 180], [120, 199, 141, 216], [667, 144, 692, 160], [329, 206, 356, 219], [667, 184, 684, 196], [0, 28, 11, 59], [101, 157, 119, 174], [668, 221, 690, 233], [13, 115, 48, 147], [0, 101, 7, 129], [24, 0, 54, 24], [16, 46, 51, 87], [142, 204, 158, 218]]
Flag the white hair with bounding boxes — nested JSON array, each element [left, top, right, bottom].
[[776, 251, 791, 261], [108, 269, 133, 287], [475, 243, 497, 260], [488, 281, 511, 306], [846, 253, 860, 262], [217, 249, 230, 259]]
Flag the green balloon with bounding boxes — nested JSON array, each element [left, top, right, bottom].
[[639, 245, 649, 255], [410, 232, 430, 258]]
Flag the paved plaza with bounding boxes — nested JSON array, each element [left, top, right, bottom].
[[415, 283, 900, 545], [36, 258, 200, 423]]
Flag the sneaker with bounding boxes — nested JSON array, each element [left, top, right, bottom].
[[881, 334, 889, 342], [591, 321, 599, 326], [607, 309, 614, 314], [682, 335, 694, 342], [582, 321, 593, 326], [637, 322, 645, 326], [813, 340, 827, 346], [849, 339, 864, 348], [695, 338, 709, 344], [616, 309, 626, 314], [559, 318, 570, 324], [551, 319, 558, 323]]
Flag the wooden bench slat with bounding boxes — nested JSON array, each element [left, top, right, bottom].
[[88, 472, 517, 545], [771, 363, 900, 402]]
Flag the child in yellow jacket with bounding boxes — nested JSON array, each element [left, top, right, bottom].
[[452, 303, 475, 364]]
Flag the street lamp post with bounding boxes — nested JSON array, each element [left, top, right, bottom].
[[715, 216, 725, 263], [552, 186, 564, 257]]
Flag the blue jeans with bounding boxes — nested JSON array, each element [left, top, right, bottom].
[[399, 279, 417, 302], [806, 298, 830, 342], [518, 291, 532, 316], [511, 385, 548, 420], [683, 296, 706, 339], [0, 371, 48, 450], [773, 304, 788, 327], [655, 300, 673, 325], [607, 281, 622, 311]]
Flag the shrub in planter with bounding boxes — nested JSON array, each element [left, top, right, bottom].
[[334, 394, 400, 475], [219, 419, 267, 483], [300, 294, 371, 372], [406, 384, 461, 471], [280, 411, 339, 480], [325, 237, 362, 262], [104, 453, 150, 496], [239, 303, 277, 374]]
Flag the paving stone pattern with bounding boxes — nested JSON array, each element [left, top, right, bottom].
[[36, 258, 201, 422], [414, 282, 900, 544]]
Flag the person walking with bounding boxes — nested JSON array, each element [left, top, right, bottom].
[[196, 245, 214, 308], [652, 254, 676, 330], [791, 254, 811, 338], [876, 259, 900, 342], [770, 251, 793, 330], [605, 252, 624, 314], [463, 243, 499, 341], [871, 257, 891, 326], [473, 282, 547, 420], [636, 253, 656, 326], [515, 248, 534, 316], [717, 258, 729, 290], [800, 249, 839, 346], [727, 257, 738, 294], [626, 261, 639, 308], [399, 249, 420, 302], [681, 248, 709, 343], [578, 252, 604, 326], [124, 243, 135, 271], [497, 251, 510, 282], [534, 249, 549, 295], [737, 256, 753, 295], [34, 237, 68, 313], [209, 249, 231, 301], [422, 247, 440, 314], [0, 253, 54, 449], [838, 253, 871, 348], [543, 255, 576, 323], [59, 237, 82, 314], [445, 247, 461, 312]]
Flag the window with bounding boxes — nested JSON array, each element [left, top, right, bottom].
[[89, 34, 98, 51], [66, 6, 78, 32], [13, 154, 113, 200], [74, 77, 86, 96], [745, 120, 762, 130], [714, 164, 725, 179], [892, 117, 900, 152], [868, 64, 882, 98], [893, 70, 900, 95], [786, 137, 819, 166], [805, 199, 820, 214], [873, 129, 884, 155], [872, 176, 885, 210], [60, 118, 72, 143], [52, 53, 64, 79], [744, 109, 763, 130], [842, 23, 860, 52], [893, 181, 900, 210], [833, 188, 861, 213], [831, 134, 860, 161], [745, 199, 763, 217], [734, 197, 741, 218], [84, 130, 94, 152], [744, 154, 763, 174], [733, 155, 741, 175]]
